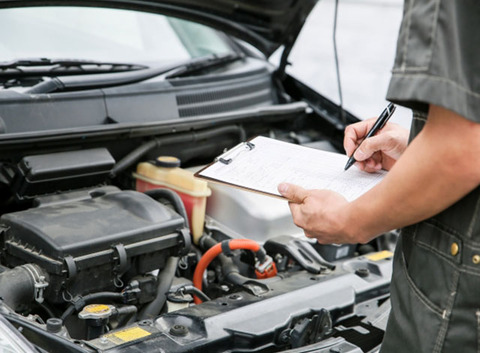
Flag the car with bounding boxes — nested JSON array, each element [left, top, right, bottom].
[[0, 1, 396, 352]]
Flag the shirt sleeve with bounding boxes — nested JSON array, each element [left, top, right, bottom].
[[386, 0, 480, 123]]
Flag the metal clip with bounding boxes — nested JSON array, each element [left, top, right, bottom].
[[216, 141, 255, 165]]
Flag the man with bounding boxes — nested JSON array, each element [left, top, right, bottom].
[[278, 1, 480, 352]]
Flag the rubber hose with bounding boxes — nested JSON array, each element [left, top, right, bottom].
[[224, 272, 253, 286], [138, 256, 179, 320], [175, 285, 211, 302], [192, 239, 261, 304], [144, 188, 190, 230], [109, 125, 245, 178], [0, 264, 49, 311], [60, 292, 124, 322], [115, 305, 138, 327]]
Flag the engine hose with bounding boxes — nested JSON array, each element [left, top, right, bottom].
[[114, 305, 138, 327], [192, 239, 262, 304], [173, 285, 211, 302], [60, 292, 124, 322], [144, 188, 190, 230], [138, 256, 179, 320], [0, 264, 49, 312], [109, 125, 246, 178]]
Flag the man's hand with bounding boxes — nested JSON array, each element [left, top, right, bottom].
[[277, 183, 361, 244], [280, 105, 480, 245], [344, 118, 409, 172]]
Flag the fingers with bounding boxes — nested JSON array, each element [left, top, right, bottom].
[[278, 183, 308, 203], [343, 118, 377, 156], [362, 157, 383, 172], [345, 120, 409, 158], [353, 134, 386, 161], [354, 130, 407, 161]]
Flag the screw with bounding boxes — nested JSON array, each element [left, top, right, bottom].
[[138, 320, 153, 326], [228, 294, 242, 300]]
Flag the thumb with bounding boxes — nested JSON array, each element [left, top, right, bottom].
[[278, 183, 308, 203], [353, 135, 386, 161]]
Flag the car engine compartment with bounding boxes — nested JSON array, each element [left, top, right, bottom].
[[0, 127, 394, 353], [0, 60, 394, 352]]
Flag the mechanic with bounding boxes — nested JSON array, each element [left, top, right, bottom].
[[278, 1, 480, 352]]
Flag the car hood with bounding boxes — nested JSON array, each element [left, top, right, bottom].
[[0, 0, 318, 57]]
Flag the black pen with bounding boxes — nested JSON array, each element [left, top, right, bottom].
[[344, 103, 396, 171]]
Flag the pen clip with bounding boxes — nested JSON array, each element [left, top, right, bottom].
[[379, 103, 396, 129], [217, 141, 255, 165]]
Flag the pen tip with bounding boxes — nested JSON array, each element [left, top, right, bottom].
[[344, 158, 354, 171]]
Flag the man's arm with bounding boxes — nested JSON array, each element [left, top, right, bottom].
[[278, 105, 480, 244]]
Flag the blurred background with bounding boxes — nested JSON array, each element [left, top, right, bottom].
[[283, 0, 412, 129]]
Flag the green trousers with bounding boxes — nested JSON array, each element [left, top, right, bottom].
[[381, 117, 480, 352]]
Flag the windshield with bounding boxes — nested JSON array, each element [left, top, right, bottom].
[[0, 6, 234, 65]]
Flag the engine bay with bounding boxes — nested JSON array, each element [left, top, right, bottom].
[[0, 2, 396, 351], [0, 130, 394, 353]]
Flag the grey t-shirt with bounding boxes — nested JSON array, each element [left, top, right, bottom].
[[386, 0, 480, 123]]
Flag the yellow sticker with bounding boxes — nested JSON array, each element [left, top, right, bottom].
[[85, 304, 110, 314], [365, 250, 393, 261], [106, 327, 151, 343]]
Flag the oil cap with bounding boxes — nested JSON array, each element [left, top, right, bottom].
[[154, 156, 181, 168]]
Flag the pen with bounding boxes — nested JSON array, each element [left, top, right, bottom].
[[344, 103, 396, 171]]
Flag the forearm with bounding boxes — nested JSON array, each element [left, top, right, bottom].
[[346, 105, 480, 242]]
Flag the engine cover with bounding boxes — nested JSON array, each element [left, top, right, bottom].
[[0, 187, 189, 303]]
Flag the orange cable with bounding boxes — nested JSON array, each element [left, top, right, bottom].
[[192, 239, 260, 304]]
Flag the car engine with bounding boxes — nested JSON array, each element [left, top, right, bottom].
[[0, 139, 394, 353]]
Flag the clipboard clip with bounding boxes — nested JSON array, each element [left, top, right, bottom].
[[217, 141, 255, 165]]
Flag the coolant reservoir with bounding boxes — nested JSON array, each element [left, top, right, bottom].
[[134, 157, 211, 242]]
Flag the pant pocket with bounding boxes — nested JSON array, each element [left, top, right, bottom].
[[381, 250, 444, 353], [477, 310, 480, 353]]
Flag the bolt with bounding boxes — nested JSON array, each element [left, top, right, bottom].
[[228, 294, 243, 300], [355, 267, 370, 278], [170, 324, 188, 337], [99, 337, 108, 345]]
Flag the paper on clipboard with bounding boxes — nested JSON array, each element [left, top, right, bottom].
[[194, 136, 386, 201]]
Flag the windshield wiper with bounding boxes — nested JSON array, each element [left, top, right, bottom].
[[22, 53, 244, 94], [0, 58, 148, 76], [165, 52, 244, 79]]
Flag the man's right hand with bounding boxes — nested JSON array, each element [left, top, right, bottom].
[[344, 118, 409, 172]]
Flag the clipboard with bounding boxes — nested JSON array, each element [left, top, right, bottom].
[[194, 136, 386, 201]]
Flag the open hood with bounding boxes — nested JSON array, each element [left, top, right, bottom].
[[0, 0, 318, 57]]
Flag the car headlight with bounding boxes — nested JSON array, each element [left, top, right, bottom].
[[0, 315, 36, 353]]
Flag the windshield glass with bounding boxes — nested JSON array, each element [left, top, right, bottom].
[[0, 6, 234, 65]]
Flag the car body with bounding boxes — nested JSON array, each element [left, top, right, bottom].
[[0, 1, 394, 352]]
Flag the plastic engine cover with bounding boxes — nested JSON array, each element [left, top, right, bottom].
[[0, 187, 189, 303]]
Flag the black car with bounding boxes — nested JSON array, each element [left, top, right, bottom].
[[0, 1, 394, 352]]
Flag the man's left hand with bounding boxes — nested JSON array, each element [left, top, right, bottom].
[[277, 183, 357, 244]]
